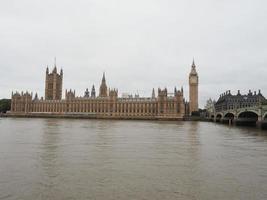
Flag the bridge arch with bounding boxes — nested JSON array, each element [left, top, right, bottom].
[[222, 112, 235, 124], [238, 111, 258, 119], [216, 113, 222, 118], [210, 114, 215, 120], [237, 111, 259, 126], [215, 113, 223, 122], [224, 112, 235, 119], [237, 110, 259, 118], [263, 112, 267, 120]]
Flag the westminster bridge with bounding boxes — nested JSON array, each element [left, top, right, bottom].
[[212, 103, 267, 129]]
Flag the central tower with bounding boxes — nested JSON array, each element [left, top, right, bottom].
[[45, 62, 63, 100], [99, 72, 108, 97], [189, 60, 199, 114]]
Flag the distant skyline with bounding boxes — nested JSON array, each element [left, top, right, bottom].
[[1, 0, 267, 108]]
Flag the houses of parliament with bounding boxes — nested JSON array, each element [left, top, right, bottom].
[[10, 61, 199, 119]]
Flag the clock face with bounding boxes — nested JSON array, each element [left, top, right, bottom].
[[190, 76, 198, 84]]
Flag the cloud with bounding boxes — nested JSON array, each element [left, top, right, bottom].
[[0, 0, 267, 108]]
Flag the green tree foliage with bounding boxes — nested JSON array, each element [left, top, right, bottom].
[[191, 111, 200, 116], [0, 99, 11, 113]]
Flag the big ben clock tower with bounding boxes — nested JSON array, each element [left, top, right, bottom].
[[189, 60, 199, 114]]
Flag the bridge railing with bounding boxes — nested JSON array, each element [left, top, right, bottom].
[[216, 102, 264, 113]]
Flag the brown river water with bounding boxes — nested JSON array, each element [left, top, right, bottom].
[[0, 118, 267, 200]]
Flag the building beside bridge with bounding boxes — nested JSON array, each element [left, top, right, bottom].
[[215, 90, 265, 112], [213, 90, 267, 128], [10, 60, 199, 119]]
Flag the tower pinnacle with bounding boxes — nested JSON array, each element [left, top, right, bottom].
[[52, 57, 57, 73], [91, 85, 96, 98], [152, 88, 155, 98], [190, 59, 197, 75], [102, 72, 106, 83], [99, 72, 108, 97]]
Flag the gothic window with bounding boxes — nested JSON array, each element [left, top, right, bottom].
[[48, 83, 53, 89]]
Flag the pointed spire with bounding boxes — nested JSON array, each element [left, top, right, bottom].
[[102, 72, 106, 83], [99, 72, 108, 97], [53, 66, 57, 73], [91, 84, 96, 97], [152, 88, 155, 98], [46, 66, 49, 74], [190, 59, 197, 75], [181, 86, 184, 94], [60, 68, 63, 75], [174, 87, 177, 94], [34, 93, 38, 100], [52, 57, 57, 73], [192, 58, 195, 68]]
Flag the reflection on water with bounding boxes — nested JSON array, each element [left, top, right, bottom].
[[0, 118, 267, 200], [39, 119, 62, 199]]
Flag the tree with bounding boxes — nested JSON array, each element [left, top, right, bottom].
[[0, 99, 11, 113], [191, 111, 200, 116]]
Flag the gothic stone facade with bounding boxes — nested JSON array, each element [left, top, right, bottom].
[[45, 66, 63, 100], [215, 90, 266, 112], [10, 62, 199, 119]]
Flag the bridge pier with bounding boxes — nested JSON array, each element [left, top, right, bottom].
[[215, 118, 222, 123], [221, 113, 236, 126], [256, 116, 262, 129], [214, 106, 267, 129], [261, 120, 267, 130], [235, 118, 257, 127], [222, 118, 235, 125], [256, 116, 267, 130], [214, 117, 266, 129]]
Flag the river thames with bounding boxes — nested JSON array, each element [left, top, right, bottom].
[[0, 118, 267, 200]]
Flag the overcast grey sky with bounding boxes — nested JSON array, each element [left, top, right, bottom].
[[0, 0, 267, 108]]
